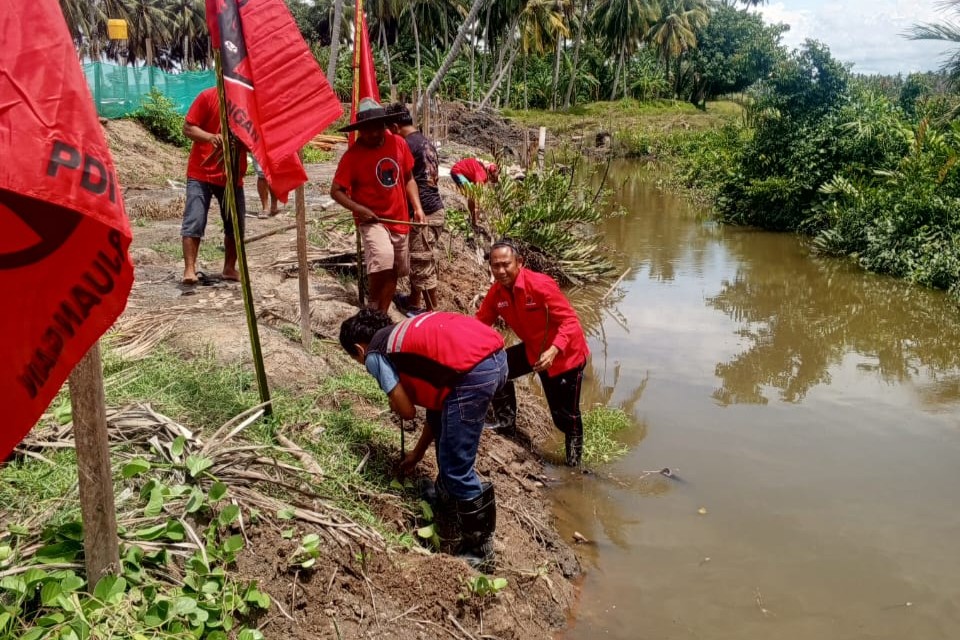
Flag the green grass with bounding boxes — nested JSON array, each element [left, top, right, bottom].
[[504, 99, 742, 134], [577, 407, 633, 465], [302, 147, 334, 164]]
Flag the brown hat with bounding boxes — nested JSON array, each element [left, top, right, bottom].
[[339, 97, 393, 132]]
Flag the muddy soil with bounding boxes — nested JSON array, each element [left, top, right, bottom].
[[111, 118, 582, 639]]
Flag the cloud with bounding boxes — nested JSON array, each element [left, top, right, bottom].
[[755, 0, 956, 75]]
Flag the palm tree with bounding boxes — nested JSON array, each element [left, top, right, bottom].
[[423, 0, 489, 105], [591, 0, 659, 100], [645, 0, 708, 97], [908, 1, 960, 85], [120, 0, 174, 68], [326, 0, 345, 85]]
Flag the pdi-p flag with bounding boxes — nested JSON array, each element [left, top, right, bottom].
[[0, 0, 134, 459], [205, 0, 343, 200]]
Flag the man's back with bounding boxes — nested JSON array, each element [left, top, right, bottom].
[[402, 130, 443, 215]]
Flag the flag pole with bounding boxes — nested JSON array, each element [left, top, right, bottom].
[[213, 50, 272, 415], [68, 341, 120, 585]]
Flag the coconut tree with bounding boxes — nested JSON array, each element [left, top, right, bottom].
[[908, 1, 960, 86], [326, 0, 345, 85], [591, 0, 659, 100], [120, 0, 174, 68], [645, 0, 709, 97], [423, 0, 489, 105]]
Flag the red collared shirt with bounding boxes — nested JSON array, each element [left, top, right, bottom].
[[477, 267, 589, 377]]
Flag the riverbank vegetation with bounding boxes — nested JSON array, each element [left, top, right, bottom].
[[661, 41, 960, 296]]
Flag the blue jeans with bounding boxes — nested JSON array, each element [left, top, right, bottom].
[[428, 350, 508, 500]]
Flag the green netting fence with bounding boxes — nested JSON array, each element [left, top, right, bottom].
[[83, 62, 215, 119]]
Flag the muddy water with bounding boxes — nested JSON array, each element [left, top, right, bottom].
[[554, 161, 960, 639]]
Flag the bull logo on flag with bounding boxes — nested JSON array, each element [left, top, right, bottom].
[[0, 198, 81, 269], [215, 0, 254, 90]]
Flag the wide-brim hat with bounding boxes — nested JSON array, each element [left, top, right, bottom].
[[339, 97, 394, 132]]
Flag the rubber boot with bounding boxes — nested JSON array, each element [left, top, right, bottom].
[[565, 428, 583, 468], [483, 381, 517, 436], [456, 482, 497, 573]]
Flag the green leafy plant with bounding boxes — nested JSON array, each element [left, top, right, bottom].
[[132, 88, 190, 148], [290, 533, 322, 569], [462, 575, 508, 600], [415, 500, 441, 550]]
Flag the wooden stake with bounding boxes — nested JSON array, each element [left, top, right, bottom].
[[295, 184, 311, 350], [68, 341, 119, 586]]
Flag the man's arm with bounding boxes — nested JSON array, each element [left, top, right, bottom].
[[405, 175, 426, 224], [386, 381, 416, 419], [475, 286, 500, 326], [330, 181, 378, 224], [399, 418, 434, 476], [183, 122, 221, 148], [532, 276, 581, 371]]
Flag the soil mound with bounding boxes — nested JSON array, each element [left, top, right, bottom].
[[444, 102, 532, 163], [104, 118, 187, 187]]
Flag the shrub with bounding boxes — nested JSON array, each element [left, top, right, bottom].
[[132, 88, 190, 148]]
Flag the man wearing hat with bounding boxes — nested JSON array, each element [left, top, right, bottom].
[[331, 98, 426, 312], [450, 157, 500, 226], [385, 102, 444, 314]]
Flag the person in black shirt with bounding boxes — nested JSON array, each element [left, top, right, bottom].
[[386, 103, 445, 313]]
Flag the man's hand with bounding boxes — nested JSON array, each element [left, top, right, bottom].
[[413, 208, 426, 224], [207, 132, 223, 148], [533, 345, 560, 372], [398, 449, 424, 477], [354, 205, 379, 225]]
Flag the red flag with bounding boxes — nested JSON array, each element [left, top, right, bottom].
[[0, 0, 134, 459], [350, 1, 381, 144], [206, 0, 343, 199]]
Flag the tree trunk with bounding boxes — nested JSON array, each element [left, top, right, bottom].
[[423, 0, 488, 105], [410, 2, 423, 95], [552, 36, 563, 110], [480, 43, 520, 109], [326, 0, 344, 86], [564, 2, 585, 109], [380, 22, 393, 88], [610, 47, 623, 101]]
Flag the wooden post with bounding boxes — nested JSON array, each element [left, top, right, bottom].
[[295, 184, 311, 349], [355, 226, 366, 307], [422, 98, 432, 142], [523, 129, 530, 168], [538, 126, 546, 172], [411, 87, 420, 130], [389, 84, 398, 103], [68, 342, 120, 586]]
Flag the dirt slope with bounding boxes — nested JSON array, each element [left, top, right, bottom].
[[109, 119, 583, 639]]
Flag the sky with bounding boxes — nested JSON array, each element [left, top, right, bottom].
[[754, 0, 957, 75]]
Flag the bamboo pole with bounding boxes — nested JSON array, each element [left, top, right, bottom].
[[213, 51, 272, 415], [68, 342, 119, 586], [355, 226, 366, 307], [295, 184, 311, 349]]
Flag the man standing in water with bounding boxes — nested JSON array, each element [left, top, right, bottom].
[[385, 103, 444, 313], [331, 98, 426, 312], [476, 240, 590, 466]]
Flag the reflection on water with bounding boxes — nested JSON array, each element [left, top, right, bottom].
[[557, 160, 960, 640]]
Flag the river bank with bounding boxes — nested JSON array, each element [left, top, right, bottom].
[[1, 116, 584, 639]]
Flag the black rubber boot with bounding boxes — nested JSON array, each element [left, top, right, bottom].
[[483, 382, 517, 436], [565, 430, 583, 467], [456, 482, 497, 572]]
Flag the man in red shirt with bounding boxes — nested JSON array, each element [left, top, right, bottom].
[[476, 240, 590, 466], [331, 98, 426, 312], [450, 157, 499, 226], [180, 86, 247, 285]]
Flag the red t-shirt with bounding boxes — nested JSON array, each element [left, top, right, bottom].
[[333, 132, 414, 235], [185, 87, 246, 187], [451, 157, 488, 184]]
